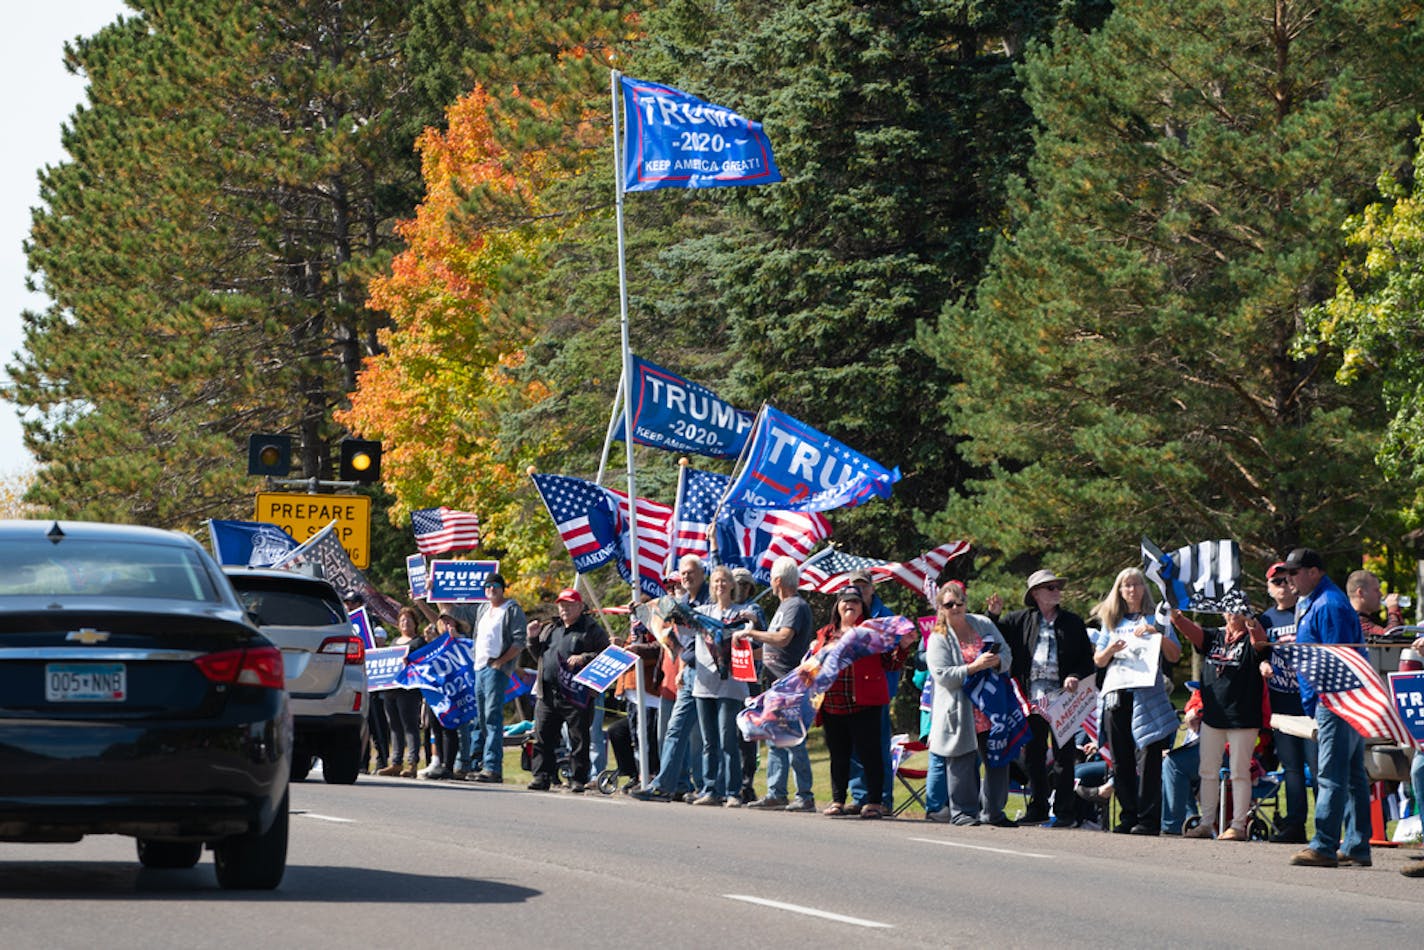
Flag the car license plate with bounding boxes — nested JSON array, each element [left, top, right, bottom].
[[45, 663, 127, 702]]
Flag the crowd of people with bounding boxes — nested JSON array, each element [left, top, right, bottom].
[[362, 548, 1424, 880]]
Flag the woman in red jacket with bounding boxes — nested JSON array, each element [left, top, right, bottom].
[[815, 587, 913, 819]]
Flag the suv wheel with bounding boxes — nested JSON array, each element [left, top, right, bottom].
[[214, 791, 288, 890], [136, 838, 202, 869], [290, 751, 314, 782], [321, 728, 363, 785]]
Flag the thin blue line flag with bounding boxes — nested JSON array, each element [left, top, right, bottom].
[[621, 76, 781, 192], [722, 406, 900, 513]]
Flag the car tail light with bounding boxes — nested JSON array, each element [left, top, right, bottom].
[[319, 636, 365, 665], [196, 646, 285, 689]]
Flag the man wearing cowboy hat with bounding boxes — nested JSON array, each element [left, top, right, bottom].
[[995, 569, 1094, 825]]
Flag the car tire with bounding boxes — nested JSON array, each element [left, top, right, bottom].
[[290, 751, 314, 782], [321, 729, 363, 785], [136, 838, 202, 869], [213, 790, 288, 890]]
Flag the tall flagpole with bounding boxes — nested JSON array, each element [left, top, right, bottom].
[[594, 369, 625, 485], [613, 68, 650, 789], [612, 70, 641, 599]]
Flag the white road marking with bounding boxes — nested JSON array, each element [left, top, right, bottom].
[[908, 836, 1052, 859], [723, 895, 893, 929], [293, 812, 355, 824]]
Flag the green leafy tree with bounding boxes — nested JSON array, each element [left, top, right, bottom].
[[921, 0, 1424, 597], [9, 1, 451, 529]]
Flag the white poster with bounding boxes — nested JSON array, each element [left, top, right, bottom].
[[1101, 632, 1163, 693]]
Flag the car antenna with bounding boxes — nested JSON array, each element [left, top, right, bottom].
[[47, 522, 65, 544]]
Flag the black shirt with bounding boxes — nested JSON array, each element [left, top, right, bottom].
[[1198, 627, 1268, 730]]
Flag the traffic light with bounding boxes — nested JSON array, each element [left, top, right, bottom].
[[247, 434, 291, 476], [339, 438, 382, 483]]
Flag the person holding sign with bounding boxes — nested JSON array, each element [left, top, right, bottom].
[[994, 569, 1096, 827], [1170, 608, 1270, 841], [690, 566, 753, 806], [527, 589, 610, 792], [377, 607, 426, 778], [1090, 568, 1181, 835], [924, 584, 1015, 826], [467, 574, 527, 784]]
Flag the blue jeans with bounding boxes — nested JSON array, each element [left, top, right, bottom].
[[1412, 747, 1424, 818], [473, 666, 508, 775], [1310, 705, 1370, 860], [696, 696, 742, 798], [766, 739, 814, 801], [455, 715, 479, 773], [651, 674, 702, 794], [1161, 743, 1200, 834], [1273, 729, 1317, 830], [848, 671, 898, 809]]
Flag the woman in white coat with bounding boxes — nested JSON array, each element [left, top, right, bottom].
[[924, 583, 1014, 825]]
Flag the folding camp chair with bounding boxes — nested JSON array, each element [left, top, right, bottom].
[[891, 738, 930, 817]]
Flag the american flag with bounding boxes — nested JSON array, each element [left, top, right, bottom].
[[607, 486, 674, 597], [1274, 643, 1412, 745], [673, 466, 830, 582], [410, 506, 481, 556], [529, 473, 620, 571], [798, 542, 970, 595]]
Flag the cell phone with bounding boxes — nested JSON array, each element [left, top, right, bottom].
[[983, 641, 1002, 654]]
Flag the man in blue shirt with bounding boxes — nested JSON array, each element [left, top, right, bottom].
[[1284, 548, 1372, 869]]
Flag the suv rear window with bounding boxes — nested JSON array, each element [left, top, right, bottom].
[[228, 576, 344, 627]]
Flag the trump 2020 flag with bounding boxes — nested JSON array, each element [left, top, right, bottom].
[[620, 75, 781, 192], [207, 519, 299, 568], [615, 356, 755, 459], [722, 406, 900, 513]]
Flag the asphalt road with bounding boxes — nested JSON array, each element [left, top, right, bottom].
[[2, 770, 1421, 949]]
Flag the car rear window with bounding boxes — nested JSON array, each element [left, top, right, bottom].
[[0, 539, 223, 601], [229, 579, 344, 627]]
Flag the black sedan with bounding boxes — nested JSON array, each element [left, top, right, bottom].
[[0, 520, 291, 889]]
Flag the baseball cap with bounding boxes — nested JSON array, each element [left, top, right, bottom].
[[556, 588, 583, 604], [847, 569, 874, 584], [731, 567, 755, 585], [1266, 561, 1289, 581], [486, 573, 506, 588], [837, 586, 865, 603], [1282, 548, 1324, 572]]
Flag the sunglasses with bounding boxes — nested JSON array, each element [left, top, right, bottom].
[[1039, 583, 1064, 592], [939, 600, 965, 609]]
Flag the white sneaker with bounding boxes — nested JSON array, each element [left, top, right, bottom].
[[926, 808, 952, 823]]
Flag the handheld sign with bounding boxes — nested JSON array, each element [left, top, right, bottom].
[[731, 637, 758, 683], [366, 645, 409, 691], [572, 646, 640, 693], [1041, 683, 1100, 746], [406, 554, 428, 599], [1388, 671, 1424, 750], [426, 559, 500, 603], [349, 605, 375, 650]]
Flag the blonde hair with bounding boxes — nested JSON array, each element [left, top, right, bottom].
[[1091, 567, 1156, 632]]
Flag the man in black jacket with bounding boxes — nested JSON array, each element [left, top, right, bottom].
[[995, 569, 1095, 826], [527, 588, 610, 792]]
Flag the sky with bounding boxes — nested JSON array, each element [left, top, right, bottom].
[[1, 3, 130, 479]]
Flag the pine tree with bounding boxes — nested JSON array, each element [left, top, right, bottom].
[[921, 0, 1424, 591]]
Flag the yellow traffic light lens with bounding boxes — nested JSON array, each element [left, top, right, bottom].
[[258, 445, 282, 468], [350, 453, 371, 472]]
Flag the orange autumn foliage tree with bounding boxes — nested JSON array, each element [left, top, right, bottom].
[[339, 87, 566, 586]]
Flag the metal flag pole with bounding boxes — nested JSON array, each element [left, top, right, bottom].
[[611, 67, 649, 788], [594, 369, 625, 485]]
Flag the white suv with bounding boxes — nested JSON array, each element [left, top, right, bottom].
[[225, 568, 368, 784]]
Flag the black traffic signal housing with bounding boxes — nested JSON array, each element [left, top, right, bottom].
[[339, 438, 382, 484], [247, 434, 292, 477]]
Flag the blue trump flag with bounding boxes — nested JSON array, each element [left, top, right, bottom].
[[398, 633, 480, 729], [620, 76, 781, 192], [721, 406, 900, 513], [208, 519, 299, 567], [614, 356, 755, 459]]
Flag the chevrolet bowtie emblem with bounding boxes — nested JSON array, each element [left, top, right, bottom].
[[66, 628, 112, 645]]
